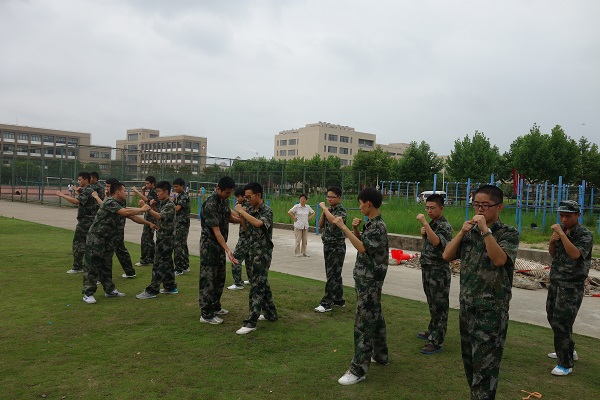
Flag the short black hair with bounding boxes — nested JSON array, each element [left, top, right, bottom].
[[474, 184, 503, 204], [299, 193, 308, 200], [105, 177, 119, 186], [218, 176, 236, 190], [426, 194, 445, 207], [358, 187, 382, 208], [110, 182, 124, 195], [145, 176, 157, 185], [234, 187, 245, 197], [244, 182, 263, 197], [155, 180, 171, 192], [90, 171, 99, 180], [173, 177, 185, 186], [78, 172, 90, 181], [327, 186, 342, 197]]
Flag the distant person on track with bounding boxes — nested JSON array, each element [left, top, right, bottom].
[[288, 193, 315, 257]]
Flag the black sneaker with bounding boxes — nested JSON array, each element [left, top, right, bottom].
[[420, 343, 443, 354], [417, 331, 430, 340]]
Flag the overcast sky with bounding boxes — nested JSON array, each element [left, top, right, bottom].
[[1, 0, 598, 160]]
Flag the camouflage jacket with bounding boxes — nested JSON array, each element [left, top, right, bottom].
[[457, 219, 519, 305], [87, 198, 123, 239], [145, 188, 158, 221], [420, 215, 453, 266], [174, 191, 191, 227], [156, 199, 176, 241], [550, 223, 593, 284], [354, 215, 389, 282], [200, 192, 231, 243], [90, 182, 105, 201], [76, 185, 100, 220], [246, 202, 274, 254], [322, 203, 347, 244]]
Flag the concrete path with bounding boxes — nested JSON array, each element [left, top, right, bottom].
[[1, 200, 598, 339]]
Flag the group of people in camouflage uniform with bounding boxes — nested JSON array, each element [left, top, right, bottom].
[[61, 173, 593, 397], [416, 186, 592, 399]]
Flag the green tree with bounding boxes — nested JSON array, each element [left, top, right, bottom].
[[446, 131, 500, 182], [396, 141, 443, 183], [351, 146, 394, 187], [544, 125, 580, 182], [507, 123, 548, 182], [578, 137, 600, 187]]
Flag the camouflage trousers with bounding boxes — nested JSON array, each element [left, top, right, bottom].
[[199, 239, 226, 319], [72, 217, 93, 270], [421, 263, 451, 346], [349, 277, 388, 377], [173, 224, 190, 272], [460, 300, 509, 400], [139, 217, 156, 264], [232, 240, 250, 286], [546, 282, 584, 369], [320, 241, 346, 307], [112, 228, 135, 276], [243, 252, 278, 328], [145, 238, 176, 295], [82, 238, 116, 296]]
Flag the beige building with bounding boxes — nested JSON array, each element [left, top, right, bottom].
[[0, 123, 93, 162], [274, 122, 408, 166], [116, 128, 208, 177]]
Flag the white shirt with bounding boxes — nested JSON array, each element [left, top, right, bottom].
[[289, 203, 314, 230]]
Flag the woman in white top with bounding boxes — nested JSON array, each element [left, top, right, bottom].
[[288, 194, 316, 257]]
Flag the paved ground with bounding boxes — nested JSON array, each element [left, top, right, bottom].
[[1, 200, 598, 339]]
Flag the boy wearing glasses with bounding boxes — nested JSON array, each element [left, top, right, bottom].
[[443, 185, 519, 400], [416, 194, 453, 355], [546, 200, 593, 376], [198, 176, 239, 324], [234, 182, 278, 334], [315, 186, 348, 313]]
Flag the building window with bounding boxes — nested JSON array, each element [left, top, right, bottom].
[[327, 146, 337, 153], [3, 144, 14, 151], [17, 145, 28, 153], [31, 134, 41, 142], [339, 147, 349, 155], [193, 155, 199, 162], [358, 139, 374, 147], [56, 137, 66, 144], [43, 135, 54, 143], [192, 166, 199, 173], [90, 151, 99, 158], [17, 133, 28, 141], [328, 134, 338, 142], [55, 147, 63, 155], [30, 147, 39, 154], [101, 152, 110, 159], [177, 142, 182, 149], [44, 148, 54, 155], [150, 133, 159, 138], [185, 154, 191, 161], [280, 150, 287, 156], [288, 139, 297, 145], [280, 140, 287, 146], [128, 145, 138, 151], [350, 149, 352, 155], [3, 132, 15, 140], [68, 137, 78, 146], [341, 159, 348, 166], [185, 142, 192, 149], [288, 149, 296, 156], [68, 150, 76, 157], [324, 146, 326, 152], [193, 142, 199, 150], [128, 134, 137, 141], [324, 134, 327, 140], [340, 136, 349, 143]]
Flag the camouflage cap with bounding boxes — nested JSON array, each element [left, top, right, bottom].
[[557, 200, 580, 213]]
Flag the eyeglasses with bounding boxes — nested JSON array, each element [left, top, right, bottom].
[[326, 196, 340, 199], [244, 194, 257, 200], [472, 202, 501, 210], [424, 206, 438, 211]]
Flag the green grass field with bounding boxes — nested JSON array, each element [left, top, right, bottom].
[[1, 217, 599, 399]]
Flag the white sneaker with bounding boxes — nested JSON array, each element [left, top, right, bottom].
[[200, 316, 223, 325], [134, 262, 151, 267], [551, 365, 572, 376], [216, 308, 229, 315], [258, 315, 266, 321], [295, 254, 302, 257], [83, 295, 97, 304], [243, 280, 250, 285], [227, 284, 244, 290], [105, 289, 126, 298], [314, 305, 332, 313], [236, 326, 257, 335], [122, 274, 136, 278], [338, 370, 365, 385], [67, 269, 83, 274], [548, 351, 578, 361]]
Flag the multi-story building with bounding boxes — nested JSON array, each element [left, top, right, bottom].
[[116, 128, 208, 178], [0, 123, 92, 162], [273, 122, 409, 166]]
